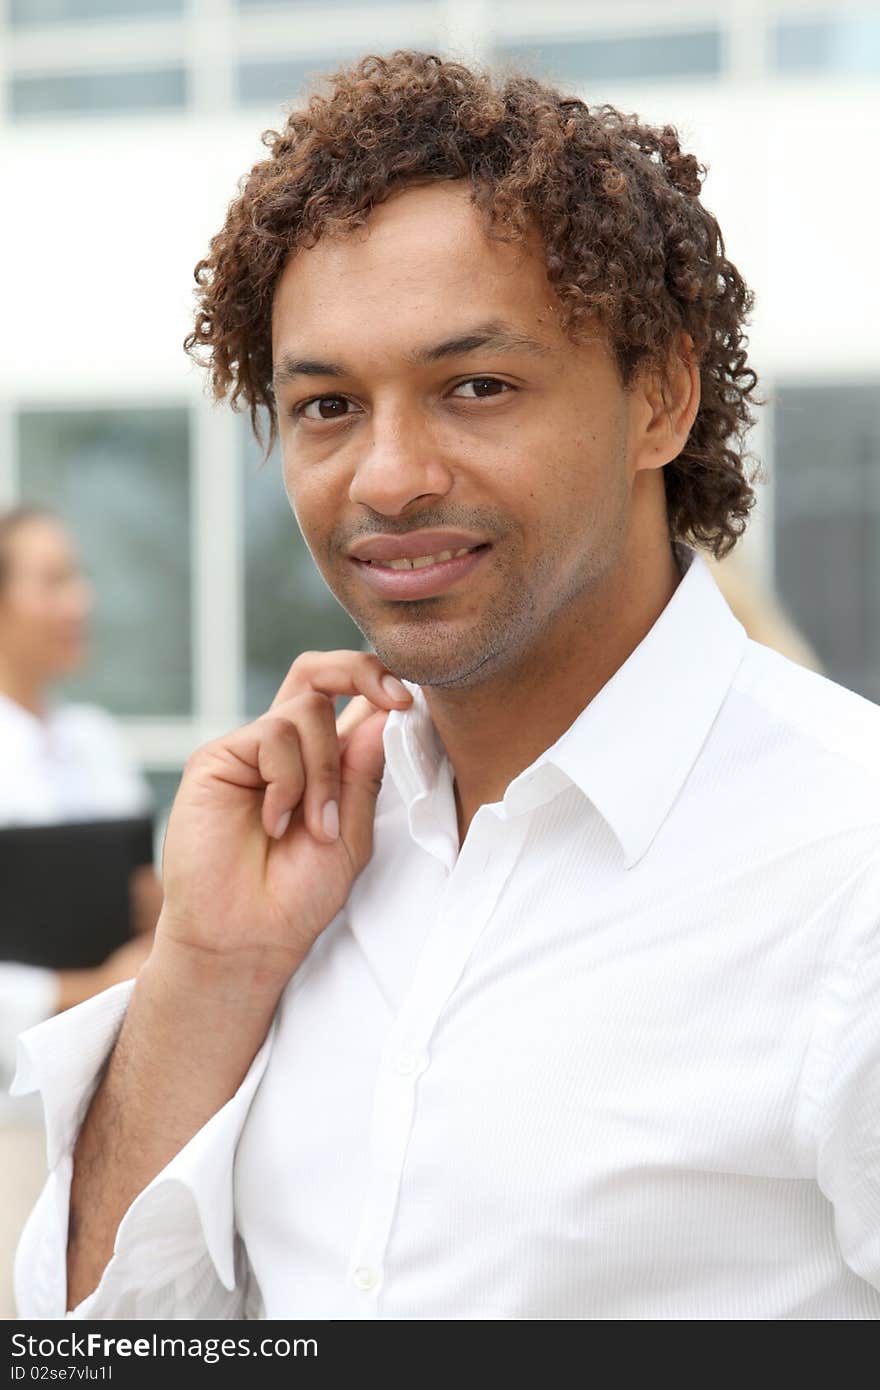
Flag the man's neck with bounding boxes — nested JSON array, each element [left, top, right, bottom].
[[424, 540, 684, 847]]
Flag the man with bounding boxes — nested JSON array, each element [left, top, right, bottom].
[[14, 51, 880, 1319]]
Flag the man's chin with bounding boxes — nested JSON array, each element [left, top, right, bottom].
[[364, 632, 502, 691]]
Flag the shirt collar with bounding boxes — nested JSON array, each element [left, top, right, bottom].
[[381, 543, 749, 869]]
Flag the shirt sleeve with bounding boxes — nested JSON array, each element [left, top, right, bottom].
[[0, 963, 58, 1094], [809, 850, 880, 1291], [10, 979, 275, 1320]]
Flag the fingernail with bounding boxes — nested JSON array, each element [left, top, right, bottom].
[[322, 799, 339, 840], [381, 673, 409, 701], [273, 810, 292, 839]]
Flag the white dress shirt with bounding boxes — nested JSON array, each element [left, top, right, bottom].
[[12, 544, 880, 1320], [0, 694, 153, 1110]]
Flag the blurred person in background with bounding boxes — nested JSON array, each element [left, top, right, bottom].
[[706, 546, 824, 673], [0, 504, 160, 1318]]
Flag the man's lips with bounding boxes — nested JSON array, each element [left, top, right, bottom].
[[347, 530, 491, 562], [350, 544, 491, 600]]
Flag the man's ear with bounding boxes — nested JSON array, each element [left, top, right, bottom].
[[632, 332, 701, 473]]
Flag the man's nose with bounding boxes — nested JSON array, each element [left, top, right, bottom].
[[348, 407, 454, 514]]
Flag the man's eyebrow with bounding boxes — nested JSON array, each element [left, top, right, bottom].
[[271, 355, 347, 393], [405, 322, 551, 366], [271, 321, 550, 395]]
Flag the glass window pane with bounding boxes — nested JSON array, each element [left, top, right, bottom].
[[238, 0, 433, 7], [144, 769, 183, 820], [774, 383, 880, 702], [243, 420, 365, 718], [496, 30, 723, 85], [237, 56, 348, 105], [17, 406, 193, 717], [774, 16, 880, 75], [11, 0, 183, 21], [9, 67, 187, 119]]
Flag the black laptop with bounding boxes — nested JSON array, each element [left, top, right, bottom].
[[0, 815, 154, 970]]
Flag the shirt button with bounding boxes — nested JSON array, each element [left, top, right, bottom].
[[395, 1052, 419, 1075], [352, 1266, 379, 1291]]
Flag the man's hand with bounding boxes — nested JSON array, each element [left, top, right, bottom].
[[153, 650, 412, 994]]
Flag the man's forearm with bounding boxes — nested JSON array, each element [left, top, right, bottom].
[[65, 938, 286, 1310], [62, 652, 397, 1310]]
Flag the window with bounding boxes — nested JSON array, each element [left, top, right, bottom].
[[144, 768, 183, 822], [242, 418, 365, 717], [773, 383, 880, 703], [10, 0, 183, 22], [495, 29, 723, 86], [17, 406, 193, 716], [773, 14, 880, 75], [237, 0, 433, 7], [237, 55, 356, 105], [9, 67, 187, 118]]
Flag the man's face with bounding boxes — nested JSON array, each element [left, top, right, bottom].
[[271, 180, 656, 689]]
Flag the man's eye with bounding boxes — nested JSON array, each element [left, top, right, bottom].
[[451, 378, 511, 399], [298, 396, 357, 421]]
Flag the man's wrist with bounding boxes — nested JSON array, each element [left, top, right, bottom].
[[139, 929, 294, 1030]]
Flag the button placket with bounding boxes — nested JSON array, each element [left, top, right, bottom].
[[346, 812, 531, 1316]]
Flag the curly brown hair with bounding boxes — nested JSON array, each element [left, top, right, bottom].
[[183, 49, 762, 559]]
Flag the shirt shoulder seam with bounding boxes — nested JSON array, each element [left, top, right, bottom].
[[729, 655, 880, 787]]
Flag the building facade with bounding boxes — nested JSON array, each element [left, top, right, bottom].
[[1, 0, 877, 814]]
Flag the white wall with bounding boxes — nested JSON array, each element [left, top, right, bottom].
[[1, 0, 877, 763]]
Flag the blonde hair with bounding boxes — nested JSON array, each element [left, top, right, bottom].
[[704, 547, 823, 673]]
